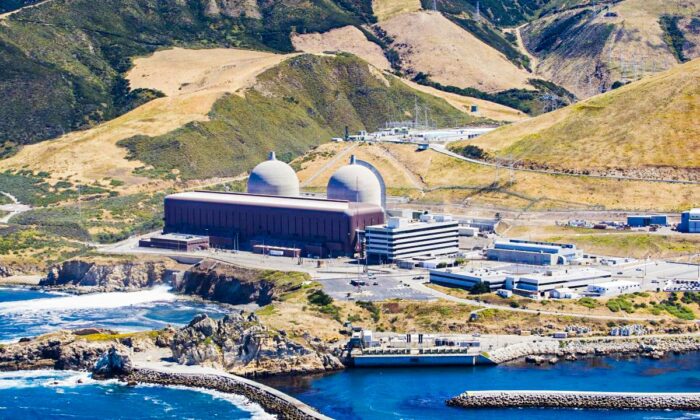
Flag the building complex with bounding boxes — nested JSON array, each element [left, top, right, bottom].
[[486, 239, 581, 266]]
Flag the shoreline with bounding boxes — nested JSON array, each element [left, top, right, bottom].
[[125, 363, 330, 420], [487, 334, 700, 364]]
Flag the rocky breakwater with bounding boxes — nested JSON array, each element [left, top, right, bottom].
[[126, 369, 330, 419], [487, 335, 700, 364], [174, 259, 308, 305], [171, 313, 343, 377], [447, 390, 700, 410], [41, 256, 174, 292]]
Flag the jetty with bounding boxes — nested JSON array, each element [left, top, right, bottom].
[[128, 363, 330, 420], [447, 390, 700, 410]]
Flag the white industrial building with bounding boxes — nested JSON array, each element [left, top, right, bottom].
[[549, 288, 581, 299], [587, 280, 641, 297], [365, 214, 459, 264], [486, 239, 582, 266], [429, 266, 613, 297], [514, 268, 612, 297]]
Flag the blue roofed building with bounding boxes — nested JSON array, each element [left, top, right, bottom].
[[679, 209, 700, 233]]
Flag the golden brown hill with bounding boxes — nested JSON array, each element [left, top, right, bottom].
[[455, 58, 700, 181]]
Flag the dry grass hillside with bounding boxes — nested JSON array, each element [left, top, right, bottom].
[[295, 142, 700, 212], [291, 26, 391, 70], [454, 58, 700, 179], [400, 79, 528, 122], [379, 11, 533, 92], [523, 0, 700, 98], [0, 48, 291, 189], [372, 0, 421, 21]]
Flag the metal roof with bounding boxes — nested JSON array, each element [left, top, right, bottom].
[[166, 191, 383, 214]]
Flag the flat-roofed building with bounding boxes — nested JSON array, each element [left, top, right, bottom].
[[163, 191, 384, 257], [138, 233, 210, 252], [365, 215, 459, 264], [486, 239, 581, 266], [515, 268, 611, 296], [679, 209, 700, 233], [429, 268, 510, 291], [587, 280, 641, 296]]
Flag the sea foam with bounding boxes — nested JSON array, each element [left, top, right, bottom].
[[0, 285, 177, 314]]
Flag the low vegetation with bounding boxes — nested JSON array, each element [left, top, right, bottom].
[[0, 170, 112, 207], [12, 192, 165, 243], [660, 15, 690, 63]]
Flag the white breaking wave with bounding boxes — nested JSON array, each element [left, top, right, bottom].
[[139, 383, 277, 420], [0, 286, 177, 314]]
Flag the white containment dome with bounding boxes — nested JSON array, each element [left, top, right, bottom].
[[327, 155, 382, 207], [247, 151, 300, 196]]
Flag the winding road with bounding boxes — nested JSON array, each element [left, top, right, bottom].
[[430, 144, 700, 185]]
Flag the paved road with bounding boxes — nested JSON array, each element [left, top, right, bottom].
[[430, 144, 700, 185]]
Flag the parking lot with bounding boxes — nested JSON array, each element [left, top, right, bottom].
[[319, 275, 436, 302]]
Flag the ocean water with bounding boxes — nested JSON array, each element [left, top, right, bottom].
[[2, 285, 700, 419], [0, 286, 231, 342], [262, 352, 700, 419], [0, 370, 271, 419]]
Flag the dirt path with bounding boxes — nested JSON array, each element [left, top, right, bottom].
[[300, 142, 358, 188], [0, 191, 31, 223], [0, 0, 53, 20], [376, 144, 427, 190], [515, 24, 538, 72]]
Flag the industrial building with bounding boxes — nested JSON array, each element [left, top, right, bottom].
[[679, 209, 700, 233], [514, 268, 612, 297], [138, 233, 209, 252], [486, 239, 581, 266], [161, 153, 385, 257], [429, 266, 612, 297], [627, 214, 668, 227], [365, 214, 459, 264], [428, 268, 510, 291], [587, 280, 641, 297]]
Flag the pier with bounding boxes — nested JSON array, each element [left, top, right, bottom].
[[447, 390, 700, 410]]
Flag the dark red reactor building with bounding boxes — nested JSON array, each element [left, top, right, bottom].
[[163, 191, 385, 257]]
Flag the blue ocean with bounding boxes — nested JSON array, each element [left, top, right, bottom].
[[1, 286, 699, 419]]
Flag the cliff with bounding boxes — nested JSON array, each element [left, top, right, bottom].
[[171, 313, 343, 377], [174, 259, 308, 306], [40, 256, 174, 292]]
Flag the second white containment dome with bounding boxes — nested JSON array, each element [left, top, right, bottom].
[[327, 155, 382, 207], [247, 151, 300, 196]]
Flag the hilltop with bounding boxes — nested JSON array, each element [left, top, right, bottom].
[[453, 58, 700, 181], [521, 0, 700, 97]]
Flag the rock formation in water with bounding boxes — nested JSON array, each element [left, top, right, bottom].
[[174, 259, 306, 305], [171, 313, 343, 376], [40, 257, 173, 291], [93, 347, 134, 379]]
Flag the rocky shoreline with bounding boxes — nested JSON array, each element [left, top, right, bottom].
[[447, 390, 700, 410], [488, 335, 700, 364], [125, 368, 330, 419]]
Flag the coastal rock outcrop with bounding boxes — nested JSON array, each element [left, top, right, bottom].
[[93, 347, 134, 378], [0, 331, 130, 371], [171, 313, 343, 377], [174, 259, 307, 305], [41, 257, 173, 291]]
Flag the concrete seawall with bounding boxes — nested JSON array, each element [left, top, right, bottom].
[[447, 390, 700, 410], [127, 368, 330, 420]]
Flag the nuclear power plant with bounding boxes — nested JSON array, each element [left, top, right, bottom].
[[161, 152, 386, 258]]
